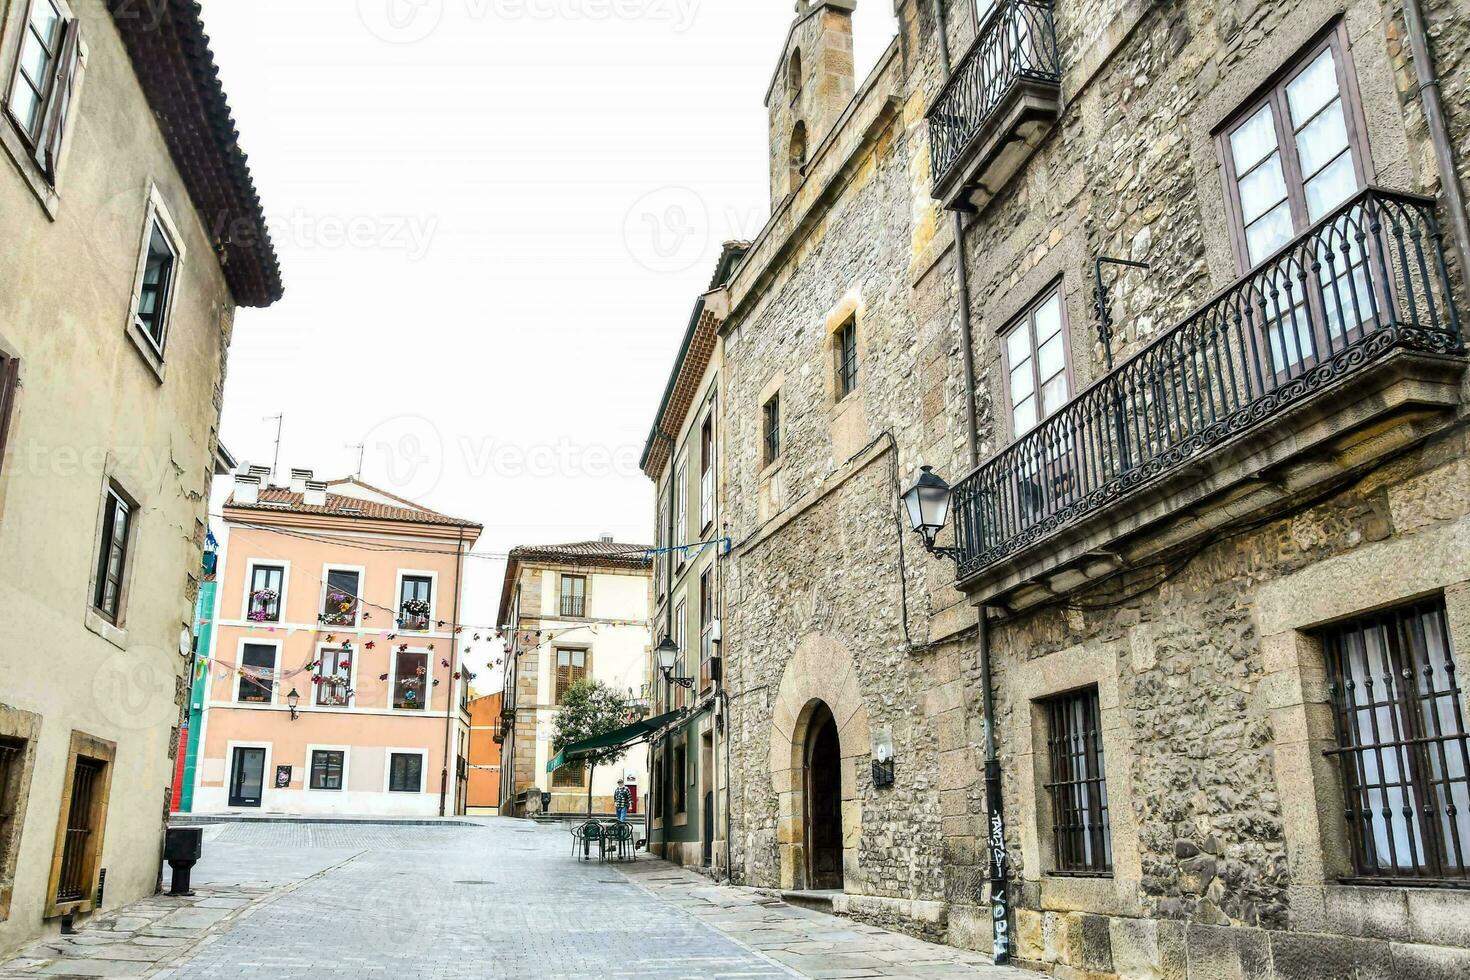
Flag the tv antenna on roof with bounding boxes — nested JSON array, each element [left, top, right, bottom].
[[263, 415, 284, 482], [345, 443, 365, 479]]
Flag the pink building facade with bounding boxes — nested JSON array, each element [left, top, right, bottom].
[[193, 470, 481, 817]]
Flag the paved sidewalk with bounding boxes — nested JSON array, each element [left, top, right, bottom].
[[618, 861, 1032, 980], [0, 819, 1034, 979]]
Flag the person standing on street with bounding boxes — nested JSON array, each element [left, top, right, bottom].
[[613, 779, 631, 823]]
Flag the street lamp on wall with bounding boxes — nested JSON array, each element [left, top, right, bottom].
[[655, 635, 694, 690], [901, 465, 960, 560], [286, 688, 301, 721]]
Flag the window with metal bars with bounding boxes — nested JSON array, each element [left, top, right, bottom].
[[762, 393, 781, 466], [835, 319, 858, 400], [559, 575, 586, 618], [1043, 686, 1112, 875], [55, 756, 104, 904], [1322, 598, 1469, 884]]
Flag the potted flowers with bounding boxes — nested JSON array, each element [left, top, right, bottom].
[[319, 590, 357, 626], [248, 589, 279, 623], [400, 597, 431, 631]]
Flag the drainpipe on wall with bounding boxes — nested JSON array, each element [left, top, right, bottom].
[[1402, 0, 1470, 278], [930, 0, 1010, 965], [439, 527, 466, 817]]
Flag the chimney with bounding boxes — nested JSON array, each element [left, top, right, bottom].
[[234, 473, 261, 505], [289, 468, 313, 494], [304, 480, 328, 507], [600, 533, 614, 544], [247, 464, 272, 483]]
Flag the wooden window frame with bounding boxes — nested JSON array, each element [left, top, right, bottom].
[[1216, 21, 1373, 275], [999, 280, 1074, 444], [551, 759, 585, 789], [834, 317, 858, 401], [90, 483, 135, 625], [0, 706, 40, 923], [559, 574, 587, 619], [4, 0, 79, 179], [0, 352, 18, 485], [45, 731, 114, 919], [554, 647, 588, 703]]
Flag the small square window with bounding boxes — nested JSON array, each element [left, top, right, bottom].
[[388, 752, 423, 793], [309, 750, 344, 791]]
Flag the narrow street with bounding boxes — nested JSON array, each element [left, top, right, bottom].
[[0, 820, 1029, 980]]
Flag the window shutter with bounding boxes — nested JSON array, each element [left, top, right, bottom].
[[35, 18, 80, 180], [0, 355, 18, 476]]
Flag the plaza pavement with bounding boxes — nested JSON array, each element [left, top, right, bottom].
[[0, 818, 1034, 979]]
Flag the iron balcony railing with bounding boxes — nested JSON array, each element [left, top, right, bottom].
[[951, 187, 1463, 582], [927, 0, 1062, 189]]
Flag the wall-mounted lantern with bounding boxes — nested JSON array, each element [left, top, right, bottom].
[[286, 688, 301, 721], [655, 636, 694, 690], [901, 466, 959, 560]]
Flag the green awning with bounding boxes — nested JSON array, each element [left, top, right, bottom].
[[546, 708, 687, 773]]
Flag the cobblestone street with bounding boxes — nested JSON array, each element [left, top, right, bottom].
[[0, 819, 1029, 980]]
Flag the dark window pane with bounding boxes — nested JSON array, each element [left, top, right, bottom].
[[392, 651, 428, 710], [92, 490, 131, 621], [136, 223, 176, 350], [248, 565, 284, 622], [322, 569, 360, 625], [389, 753, 422, 792], [238, 644, 276, 703], [310, 751, 344, 790]]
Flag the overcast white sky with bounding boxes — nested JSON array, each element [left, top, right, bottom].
[[203, 0, 898, 686]]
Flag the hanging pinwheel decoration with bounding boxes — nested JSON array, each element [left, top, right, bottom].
[[416, 664, 427, 677], [440, 659, 449, 668], [365, 641, 376, 650], [399, 644, 409, 653], [379, 673, 389, 681]]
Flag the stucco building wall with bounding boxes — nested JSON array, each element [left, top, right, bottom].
[[0, 0, 255, 956]]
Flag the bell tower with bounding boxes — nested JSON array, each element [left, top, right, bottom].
[[765, 1, 857, 210]]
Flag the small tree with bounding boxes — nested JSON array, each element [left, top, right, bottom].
[[552, 679, 631, 816]]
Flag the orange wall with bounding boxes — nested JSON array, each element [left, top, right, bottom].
[[467, 692, 501, 809]]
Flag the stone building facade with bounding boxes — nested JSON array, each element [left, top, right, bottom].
[[495, 541, 653, 815], [693, 0, 1470, 977], [0, 0, 279, 955]]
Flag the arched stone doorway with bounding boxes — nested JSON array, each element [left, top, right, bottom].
[[769, 634, 869, 891], [803, 701, 844, 890]]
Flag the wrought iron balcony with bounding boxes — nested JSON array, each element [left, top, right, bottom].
[[951, 187, 1464, 603], [927, 0, 1062, 212]]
